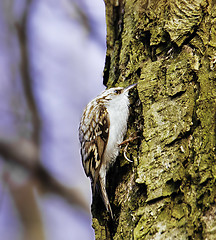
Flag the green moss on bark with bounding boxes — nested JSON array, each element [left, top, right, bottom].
[[93, 0, 216, 239]]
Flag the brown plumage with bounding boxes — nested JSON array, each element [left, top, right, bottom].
[[79, 83, 137, 218]]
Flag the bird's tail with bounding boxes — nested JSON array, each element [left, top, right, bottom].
[[98, 176, 113, 219]]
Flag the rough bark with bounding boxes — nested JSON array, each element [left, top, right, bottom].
[[92, 0, 216, 239]]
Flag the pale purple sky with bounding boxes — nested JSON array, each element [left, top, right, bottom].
[[0, 0, 106, 239]]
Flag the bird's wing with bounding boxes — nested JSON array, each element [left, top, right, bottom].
[[79, 105, 110, 191]]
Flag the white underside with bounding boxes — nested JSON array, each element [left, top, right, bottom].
[[100, 94, 129, 181]]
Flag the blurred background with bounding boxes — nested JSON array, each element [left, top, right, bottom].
[[0, 0, 106, 239]]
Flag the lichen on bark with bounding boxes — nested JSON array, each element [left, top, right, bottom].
[[93, 0, 216, 239]]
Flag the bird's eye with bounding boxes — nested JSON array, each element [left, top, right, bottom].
[[114, 89, 122, 94]]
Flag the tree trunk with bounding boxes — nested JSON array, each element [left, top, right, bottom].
[[92, 0, 216, 239]]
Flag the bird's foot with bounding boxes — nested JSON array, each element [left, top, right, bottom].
[[119, 133, 140, 162]]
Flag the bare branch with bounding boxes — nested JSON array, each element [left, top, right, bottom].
[[10, 181, 45, 240], [15, 0, 41, 144], [0, 137, 90, 214]]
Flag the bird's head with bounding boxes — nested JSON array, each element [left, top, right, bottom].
[[98, 83, 137, 103]]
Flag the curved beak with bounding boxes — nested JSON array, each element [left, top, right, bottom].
[[124, 83, 138, 93]]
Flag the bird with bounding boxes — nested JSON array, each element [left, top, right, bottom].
[[79, 83, 137, 218]]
